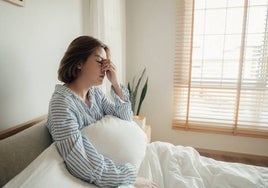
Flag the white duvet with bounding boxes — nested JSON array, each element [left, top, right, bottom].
[[139, 142, 268, 188], [4, 142, 268, 188]]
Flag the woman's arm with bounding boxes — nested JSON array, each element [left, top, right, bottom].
[[94, 85, 133, 121], [46, 95, 136, 187]]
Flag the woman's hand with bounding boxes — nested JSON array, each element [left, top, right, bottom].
[[101, 59, 125, 100], [134, 177, 157, 188], [101, 59, 118, 86]]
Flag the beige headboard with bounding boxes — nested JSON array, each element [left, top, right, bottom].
[[0, 115, 52, 187]]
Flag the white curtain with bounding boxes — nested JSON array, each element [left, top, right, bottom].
[[88, 0, 126, 94]]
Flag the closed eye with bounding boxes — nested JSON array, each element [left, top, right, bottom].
[[97, 60, 103, 65], [95, 55, 105, 65]]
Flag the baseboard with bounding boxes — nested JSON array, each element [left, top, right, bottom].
[[196, 148, 268, 167]]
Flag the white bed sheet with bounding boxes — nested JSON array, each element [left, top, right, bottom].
[[3, 143, 133, 188], [4, 142, 268, 188]]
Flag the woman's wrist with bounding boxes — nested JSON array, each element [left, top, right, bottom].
[[112, 83, 125, 101], [112, 82, 120, 89]]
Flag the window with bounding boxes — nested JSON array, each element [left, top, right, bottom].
[[173, 0, 268, 138]]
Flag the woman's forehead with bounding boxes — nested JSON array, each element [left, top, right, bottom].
[[93, 47, 107, 59]]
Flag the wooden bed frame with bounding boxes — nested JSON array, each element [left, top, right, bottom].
[[0, 115, 267, 167], [0, 115, 47, 140]]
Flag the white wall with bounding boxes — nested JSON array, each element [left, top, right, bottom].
[[126, 0, 268, 156], [0, 0, 89, 131]]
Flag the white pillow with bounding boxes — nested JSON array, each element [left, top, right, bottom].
[[82, 115, 148, 170]]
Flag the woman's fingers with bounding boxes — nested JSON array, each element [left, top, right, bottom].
[[134, 177, 157, 188], [101, 59, 118, 85], [102, 59, 115, 72]]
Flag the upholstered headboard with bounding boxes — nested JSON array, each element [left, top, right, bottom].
[[0, 117, 52, 187]]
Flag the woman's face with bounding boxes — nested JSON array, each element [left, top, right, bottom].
[[79, 47, 107, 86]]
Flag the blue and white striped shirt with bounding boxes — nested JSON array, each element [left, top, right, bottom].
[[45, 84, 136, 187]]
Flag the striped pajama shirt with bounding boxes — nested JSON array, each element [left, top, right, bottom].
[[45, 84, 136, 187]]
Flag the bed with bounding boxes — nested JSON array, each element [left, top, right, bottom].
[[1, 115, 268, 188]]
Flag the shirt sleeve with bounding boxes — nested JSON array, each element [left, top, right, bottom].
[[47, 95, 136, 187], [97, 84, 133, 121]]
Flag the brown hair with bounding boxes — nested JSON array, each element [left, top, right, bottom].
[[58, 36, 109, 83]]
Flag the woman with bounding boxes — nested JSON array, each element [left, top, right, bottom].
[[46, 36, 156, 187]]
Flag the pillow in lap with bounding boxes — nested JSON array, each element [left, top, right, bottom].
[[82, 115, 148, 170]]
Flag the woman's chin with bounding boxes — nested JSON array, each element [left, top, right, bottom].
[[91, 77, 105, 86], [96, 78, 104, 85]]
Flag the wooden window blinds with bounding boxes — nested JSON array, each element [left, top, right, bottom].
[[173, 0, 268, 138]]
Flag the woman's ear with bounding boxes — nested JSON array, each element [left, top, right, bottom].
[[77, 63, 82, 70]]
